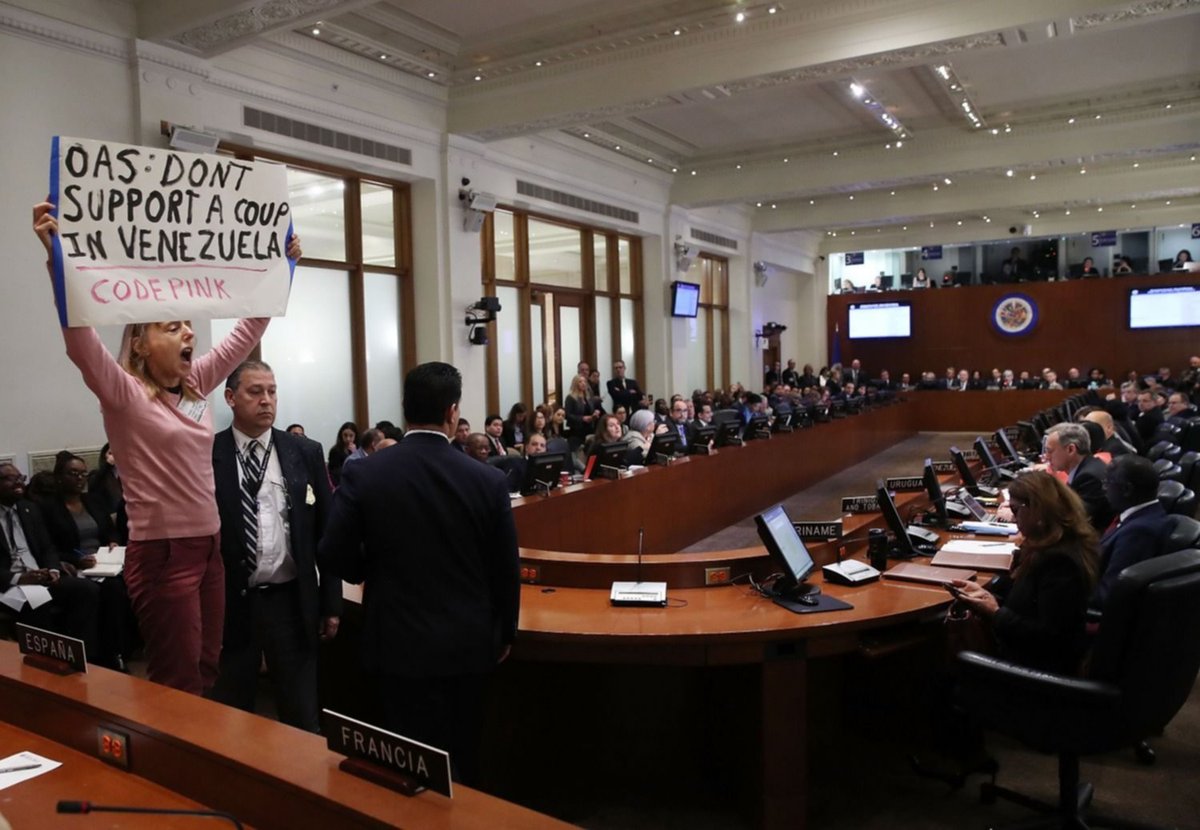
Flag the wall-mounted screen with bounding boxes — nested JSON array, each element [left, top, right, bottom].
[[670, 281, 700, 318], [1128, 285, 1200, 329], [848, 302, 912, 339]]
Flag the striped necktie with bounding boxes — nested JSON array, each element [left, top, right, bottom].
[[241, 440, 262, 570]]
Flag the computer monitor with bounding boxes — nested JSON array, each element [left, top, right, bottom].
[[994, 428, 1024, 464], [1158, 258, 1175, 273], [689, 423, 716, 451], [876, 479, 916, 559], [716, 419, 742, 447], [589, 441, 628, 479], [973, 436, 1007, 479], [647, 430, 680, 463], [744, 414, 770, 440], [900, 273, 914, 288], [949, 446, 982, 496], [520, 452, 567, 495], [878, 275, 894, 290], [754, 504, 817, 599], [953, 271, 972, 286], [922, 457, 948, 526], [1017, 420, 1042, 452]]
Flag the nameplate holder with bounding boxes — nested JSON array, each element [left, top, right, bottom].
[[652, 454, 672, 467], [885, 476, 925, 492], [931, 460, 956, 474], [598, 464, 621, 480], [961, 449, 979, 461], [841, 495, 879, 514], [793, 520, 844, 541], [16, 623, 87, 675], [322, 709, 452, 798], [755, 428, 772, 440], [689, 444, 712, 455]]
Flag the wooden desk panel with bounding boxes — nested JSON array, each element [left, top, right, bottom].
[[904, 388, 1073, 432], [513, 401, 914, 554], [0, 646, 574, 830]]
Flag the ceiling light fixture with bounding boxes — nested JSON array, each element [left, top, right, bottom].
[[426, 71, 435, 78], [673, 28, 682, 36], [847, 79, 911, 141], [311, 27, 320, 35], [474, 74, 482, 81], [379, 54, 387, 60], [535, 60, 543, 66], [932, 63, 987, 131], [1005, 169, 1014, 177], [768, 5, 778, 13], [735, 11, 746, 22]]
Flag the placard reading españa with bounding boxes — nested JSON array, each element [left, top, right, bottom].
[[48, 136, 296, 327]]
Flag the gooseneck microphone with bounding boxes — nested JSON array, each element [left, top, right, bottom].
[[57, 801, 244, 828]]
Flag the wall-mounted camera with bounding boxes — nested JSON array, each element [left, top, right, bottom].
[[465, 296, 501, 346], [458, 178, 498, 233]]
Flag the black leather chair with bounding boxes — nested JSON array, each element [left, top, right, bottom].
[[1157, 480, 1197, 517], [958, 549, 1200, 829], [1150, 422, 1183, 447], [1182, 417, 1200, 453], [487, 454, 527, 494], [1165, 514, 1200, 551], [1151, 459, 1182, 482], [1145, 441, 1182, 464], [1177, 450, 1200, 493]]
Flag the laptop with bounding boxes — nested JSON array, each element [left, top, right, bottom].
[[957, 492, 1018, 535]]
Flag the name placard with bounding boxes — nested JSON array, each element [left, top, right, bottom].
[[885, 476, 925, 492], [793, 520, 844, 540], [961, 449, 979, 461], [323, 710, 452, 797], [17, 623, 87, 674], [931, 460, 956, 474], [841, 495, 879, 514]]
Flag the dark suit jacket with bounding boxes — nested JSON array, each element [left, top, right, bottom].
[[320, 432, 520, 678], [1100, 434, 1132, 457], [607, 377, 642, 412], [1135, 407, 1163, 444], [1092, 502, 1168, 609], [2, 500, 62, 588], [991, 542, 1090, 674], [1068, 455, 1113, 532], [35, 494, 113, 565], [213, 428, 339, 651]]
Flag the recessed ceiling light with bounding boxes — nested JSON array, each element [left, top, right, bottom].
[[809, 199, 815, 205], [1165, 104, 1172, 109], [1005, 169, 1014, 177], [691, 170, 697, 176], [990, 128, 999, 135], [933, 185, 939, 191], [535, 60, 543, 67], [1130, 204, 1136, 209], [768, 6, 778, 14], [673, 28, 682, 36], [1097, 206, 1103, 212], [895, 141, 903, 148], [848, 195, 854, 200], [1067, 117, 1075, 124], [944, 177, 952, 185], [426, 71, 435, 78], [929, 222, 935, 228], [1029, 174, 1037, 180], [756, 201, 762, 207], [583, 132, 590, 138], [1165, 200, 1171, 205], [832, 151, 838, 156], [850, 83, 864, 98], [770, 204, 777, 209], [890, 191, 895, 196], [735, 11, 746, 22], [850, 231, 855, 235], [1065, 210, 1071, 215], [614, 145, 621, 150], [902, 225, 908, 230], [647, 158, 653, 163], [379, 54, 387, 60], [1094, 114, 1101, 120], [1080, 168, 1086, 174], [783, 157, 789, 163], [671, 167, 678, 173], [956, 220, 963, 226], [1004, 124, 1011, 133], [735, 164, 741, 170], [311, 27, 320, 35], [474, 75, 482, 81]]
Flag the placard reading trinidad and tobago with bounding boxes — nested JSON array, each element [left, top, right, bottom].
[[841, 495, 879, 514], [885, 475, 925, 492], [48, 136, 296, 327], [793, 520, 844, 540]]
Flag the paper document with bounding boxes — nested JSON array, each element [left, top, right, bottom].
[[0, 585, 53, 612], [0, 751, 61, 791], [80, 546, 125, 578], [940, 540, 1017, 556]]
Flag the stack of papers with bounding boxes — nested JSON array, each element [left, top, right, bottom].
[[932, 540, 1016, 571], [80, 546, 125, 578]]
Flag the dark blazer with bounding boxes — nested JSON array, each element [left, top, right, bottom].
[[213, 428, 339, 651], [1134, 407, 1163, 444], [2, 500, 62, 588], [1068, 455, 1113, 532], [1092, 502, 1168, 609], [320, 432, 520, 678], [1100, 434, 1133, 457], [35, 494, 113, 565], [991, 543, 1091, 674], [607, 377, 642, 412]]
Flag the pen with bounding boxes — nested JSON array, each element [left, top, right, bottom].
[[0, 763, 41, 774]]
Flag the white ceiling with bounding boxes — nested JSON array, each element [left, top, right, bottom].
[[142, 0, 1200, 246]]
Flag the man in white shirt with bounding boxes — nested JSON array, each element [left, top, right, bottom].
[[209, 361, 339, 731]]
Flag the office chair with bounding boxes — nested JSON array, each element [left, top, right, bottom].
[[1145, 441, 1182, 464], [1182, 418, 1200, 453], [545, 436, 571, 456], [1150, 423, 1183, 447], [1156, 480, 1190, 516], [487, 455, 526, 493], [1151, 459, 1182, 482], [1173, 451, 1198, 489], [958, 549, 1200, 829]]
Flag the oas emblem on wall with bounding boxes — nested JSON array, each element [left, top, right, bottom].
[[990, 293, 1038, 336]]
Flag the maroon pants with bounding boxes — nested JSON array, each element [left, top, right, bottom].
[[124, 534, 224, 696]]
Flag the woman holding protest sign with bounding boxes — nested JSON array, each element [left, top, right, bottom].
[[32, 200, 301, 696]]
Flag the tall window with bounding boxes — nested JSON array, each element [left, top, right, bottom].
[[210, 146, 412, 446], [483, 209, 642, 415], [682, 253, 729, 393]]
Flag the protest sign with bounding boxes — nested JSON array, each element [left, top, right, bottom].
[[49, 136, 295, 327]]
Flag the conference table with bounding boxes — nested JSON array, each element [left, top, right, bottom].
[[327, 391, 1071, 829]]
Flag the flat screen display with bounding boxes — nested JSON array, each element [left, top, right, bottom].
[[754, 504, 815, 584], [1128, 286, 1200, 330], [671, 281, 701, 318], [848, 302, 911, 339]]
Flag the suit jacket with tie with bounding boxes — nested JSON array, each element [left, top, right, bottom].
[[213, 427, 339, 651], [1092, 502, 1168, 609], [319, 432, 520, 678], [2, 500, 62, 588], [607, 377, 642, 412], [1068, 455, 1113, 532]]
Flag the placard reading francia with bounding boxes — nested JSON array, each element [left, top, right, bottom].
[[49, 136, 295, 327]]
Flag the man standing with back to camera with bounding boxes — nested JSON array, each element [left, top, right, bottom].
[[320, 362, 519, 786]]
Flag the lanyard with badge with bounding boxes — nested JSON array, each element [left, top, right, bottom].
[[236, 433, 274, 500]]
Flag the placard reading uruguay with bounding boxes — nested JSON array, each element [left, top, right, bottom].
[[49, 136, 295, 327]]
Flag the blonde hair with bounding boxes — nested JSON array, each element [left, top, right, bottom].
[[118, 322, 201, 402]]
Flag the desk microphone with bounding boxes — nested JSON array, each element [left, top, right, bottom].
[[57, 801, 244, 828], [636, 526, 644, 584]]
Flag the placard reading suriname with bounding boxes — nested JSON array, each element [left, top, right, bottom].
[[49, 136, 295, 327]]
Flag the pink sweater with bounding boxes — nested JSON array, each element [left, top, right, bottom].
[[62, 319, 270, 541]]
